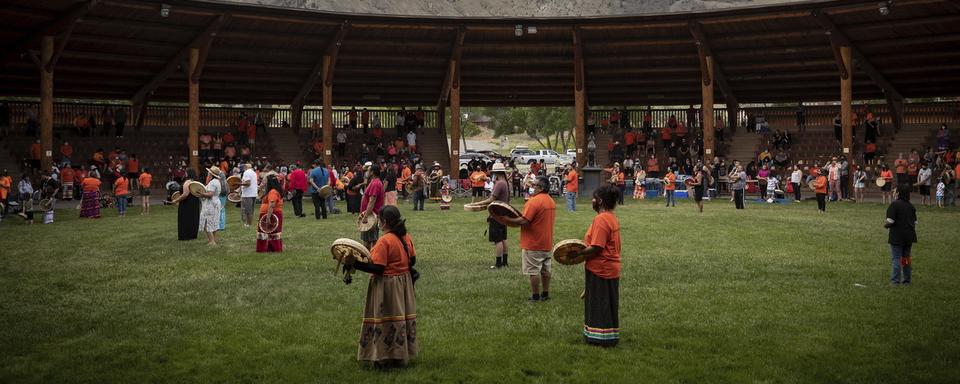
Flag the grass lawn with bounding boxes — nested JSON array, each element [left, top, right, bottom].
[[1, 196, 959, 383]]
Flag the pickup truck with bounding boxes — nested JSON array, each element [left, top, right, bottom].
[[513, 149, 572, 165]]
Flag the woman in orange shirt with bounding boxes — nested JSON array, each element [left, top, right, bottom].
[[663, 167, 677, 207], [113, 168, 130, 217], [343, 205, 418, 366], [566, 184, 622, 346], [256, 174, 284, 253], [79, 173, 102, 219], [880, 164, 895, 204], [469, 166, 488, 203], [814, 168, 828, 213]]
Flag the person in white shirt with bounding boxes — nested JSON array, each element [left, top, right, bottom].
[[766, 173, 779, 203], [917, 163, 932, 206], [406, 130, 417, 153], [240, 163, 258, 227], [336, 130, 348, 157], [827, 157, 841, 202], [790, 165, 803, 202]]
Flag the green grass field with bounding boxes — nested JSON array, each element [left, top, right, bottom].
[[1, 196, 959, 383]]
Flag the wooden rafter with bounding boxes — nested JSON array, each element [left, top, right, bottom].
[[0, 0, 97, 68], [688, 21, 738, 104], [438, 27, 467, 108], [131, 14, 230, 104], [812, 10, 904, 101], [291, 20, 349, 109]]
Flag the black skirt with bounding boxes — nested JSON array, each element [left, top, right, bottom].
[[178, 194, 200, 240], [583, 269, 620, 346]]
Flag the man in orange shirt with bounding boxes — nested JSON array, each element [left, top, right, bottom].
[[0, 169, 11, 218], [894, 153, 908, 187], [469, 165, 488, 203], [623, 129, 637, 158], [29, 139, 41, 171], [564, 163, 578, 211], [495, 176, 555, 302], [126, 154, 140, 189], [646, 154, 660, 179], [661, 125, 672, 147], [139, 168, 153, 215]]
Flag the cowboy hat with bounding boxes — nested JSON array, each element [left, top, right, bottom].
[[432, 161, 441, 168], [207, 166, 222, 177], [490, 162, 509, 174]]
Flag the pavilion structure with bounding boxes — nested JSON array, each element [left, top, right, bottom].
[[2, 0, 959, 173]]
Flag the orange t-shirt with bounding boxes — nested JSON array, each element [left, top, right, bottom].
[[259, 190, 283, 215], [114, 177, 129, 196], [866, 143, 877, 153], [661, 127, 672, 140], [647, 158, 660, 172], [894, 159, 907, 174], [584, 211, 621, 279], [0, 176, 10, 199], [676, 123, 687, 137], [82, 177, 101, 192], [814, 175, 827, 194], [127, 158, 139, 173], [61, 168, 75, 184], [60, 144, 73, 157], [520, 193, 556, 251], [470, 171, 487, 188], [139, 173, 152, 189], [369, 233, 416, 276], [565, 170, 578, 193], [881, 170, 893, 182], [30, 143, 41, 160], [664, 172, 676, 190], [623, 131, 636, 145]]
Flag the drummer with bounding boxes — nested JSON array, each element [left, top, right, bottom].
[[496, 175, 555, 302], [359, 164, 385, 250], [565, 184, 621, 346], [475, 162, 511, 269]]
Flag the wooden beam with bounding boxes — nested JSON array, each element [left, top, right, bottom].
[[886, 94, 904, 133], [573, 27, 587, 168], [44, 16, 78, 72], [189, 22, 221, 84], [131, 14, 229, 105], [321, 55, 334, 165], [449, 64, 462, 176], [438, 27, 466, 108], [813, 10, 904, 101], [188, 47, 200, 174], [702, 55, 716, 163], [841, 45, 853, 155], [40, 36, 54, 171], [688, 21, 738, 105], [293, 20, 349, 108], [0, 0, 97, 68]]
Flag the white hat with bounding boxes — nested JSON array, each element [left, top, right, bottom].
[[363, 161, 373, 169], [432, 161, 441, 168], [490, 162, 509, 174]]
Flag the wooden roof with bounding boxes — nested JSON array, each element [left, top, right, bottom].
[[1, 0, 959, 107]]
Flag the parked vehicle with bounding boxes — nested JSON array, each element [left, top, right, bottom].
[[514, 149, 571, 165]]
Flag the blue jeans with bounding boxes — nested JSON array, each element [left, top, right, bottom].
[[890, 243, 913, 284], [412, 190, 425, 211], [665, 190, 675, 206], [116, 194, 127, 215], [326, 195, 335, 212], [565, 191, 576, 211]]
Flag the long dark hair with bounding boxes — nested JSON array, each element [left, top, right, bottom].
[[594, 184, 619, 211], [379, 205, 407, 237], [265, 174, 283, 196], [185, 168, 197, 181]]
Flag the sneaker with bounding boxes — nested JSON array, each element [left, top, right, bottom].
[[528, 297, 540, 303]]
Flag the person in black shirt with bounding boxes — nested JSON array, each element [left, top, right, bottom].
[[885, 186, 917, 285]]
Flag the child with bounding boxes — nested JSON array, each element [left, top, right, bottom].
[[766, 172, 779, 203], [936, 176, 946, 208]]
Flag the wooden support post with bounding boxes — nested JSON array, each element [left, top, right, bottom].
[[188, 47, 200, 174], [840, 46, 853, 155], [40, 36, 54, 171], [449, 59, 461, 176], [321, 55, 334, 165], [726, 102, 739, 136], [293, 20, 349, 136], [133, 97, 148, 133], [702, 56, 716, 164], [573, 28, 587, 168], [290, 103, 303, 135], [886, 95, 904, 134]]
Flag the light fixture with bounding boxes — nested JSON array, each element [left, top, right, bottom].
[[514, 24, 523, 37], [527, 26, 537, 34], [878, 1, 891, 16], [160, 3, 171, 17]]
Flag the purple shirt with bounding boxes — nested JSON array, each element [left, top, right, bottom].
[[361, 177, 385, 215]]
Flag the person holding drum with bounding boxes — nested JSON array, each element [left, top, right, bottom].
[[495, 176, 555, 302], [474, 162, 511, 269], [880, 164, 894, 205], [239, 163, 258, 228], [342, 205, 418, 366], [171, 169, 200, 240], [359, 164, 385, 250], [256, 174, 284, 253], [564, 184, 621, 346]]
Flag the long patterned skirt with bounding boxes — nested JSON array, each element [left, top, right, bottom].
[[358, 273, 418, 363], [62, 182, 74, 200], [79, 190, 100, 218], [255, 211, 283, 252], [583, 269, 620, 346]]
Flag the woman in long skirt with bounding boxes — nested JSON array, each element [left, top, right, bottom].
[[172, 169, 200, 241], [567, 184, 622, 347], [79, 171, 102, 219], [256, 174, 284, 252], [199, 166, 223, 245], [347, 168, 363, 214], [344, 205, 418, 366]]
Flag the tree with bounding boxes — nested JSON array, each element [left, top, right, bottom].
[[462, 106, 576, 151]]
